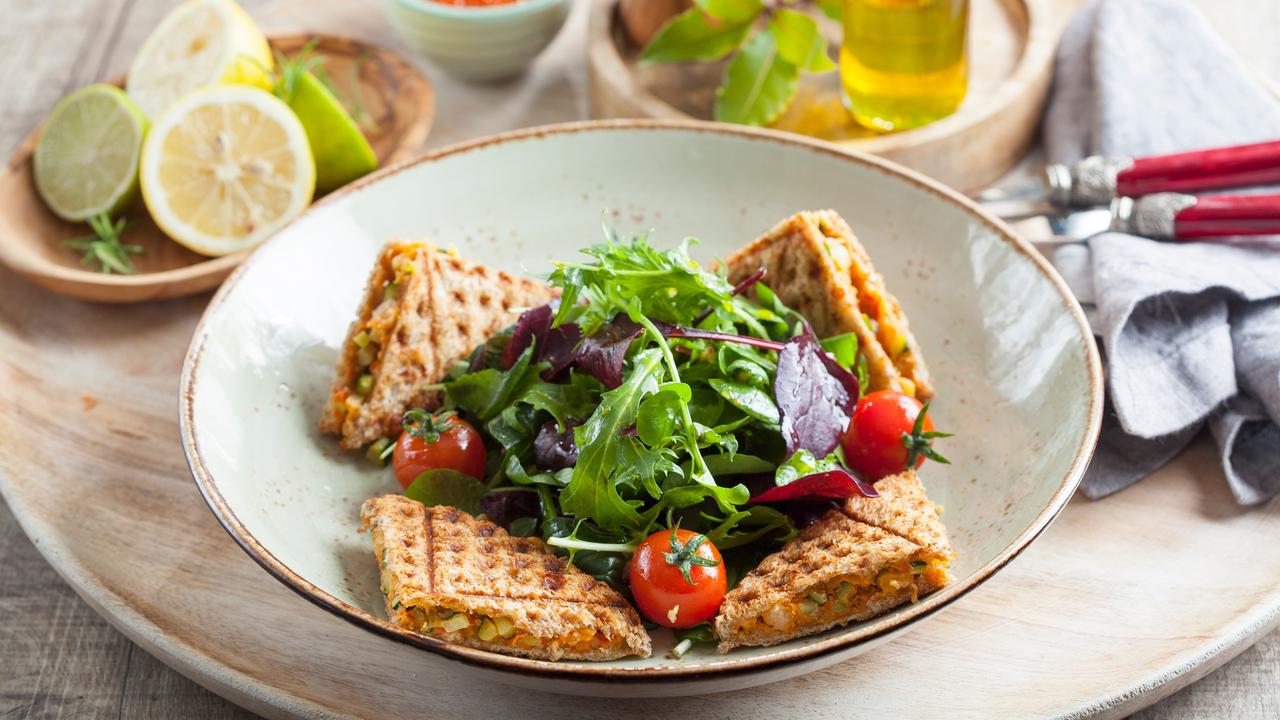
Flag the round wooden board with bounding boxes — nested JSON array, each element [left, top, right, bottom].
[[1, 264, 1277, 718], [0, 33, 434, 304], [589, 0, 1060, 193]]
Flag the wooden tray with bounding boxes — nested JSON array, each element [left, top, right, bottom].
[[2, 0, 1278, 717], [589, 0, 1061, 193], [0, 34, 434, 304], [1, 272, 1276, 717]]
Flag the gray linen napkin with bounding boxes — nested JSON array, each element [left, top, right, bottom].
[[1042, 0, 1280, 504]]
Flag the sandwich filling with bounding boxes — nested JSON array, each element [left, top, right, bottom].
[[328, 242, 423, 433], [730, 553, 949, 637]]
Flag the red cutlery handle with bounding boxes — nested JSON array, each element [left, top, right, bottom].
[[1174, 193, 1280, 239], [1116, 140, 1280, 197]]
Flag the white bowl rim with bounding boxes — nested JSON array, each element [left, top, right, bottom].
[[179, 119, 1104, 683], [387, 0, 568, 20]]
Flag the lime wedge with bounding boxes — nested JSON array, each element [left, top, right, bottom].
[[33, 84, 148, 222], [286, 71, 378, 193]]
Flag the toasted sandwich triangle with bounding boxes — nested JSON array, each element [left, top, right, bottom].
[[361, 495, 651, 661], [320, 241, 555, 449]]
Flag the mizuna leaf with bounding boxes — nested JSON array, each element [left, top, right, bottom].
[[770, 8, 836, 72], [641, 6, 755, 64], [749, 469, 878, 503], [714, 29, 800, 126]]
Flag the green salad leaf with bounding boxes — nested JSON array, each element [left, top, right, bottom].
[[404, 469, 488, 515]]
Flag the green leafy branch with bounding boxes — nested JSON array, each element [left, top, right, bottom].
[[63, 213, 141, 274], [640, 0, 840, 126]]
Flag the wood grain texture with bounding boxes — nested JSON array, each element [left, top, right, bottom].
[[0, 0, 1277, 719]]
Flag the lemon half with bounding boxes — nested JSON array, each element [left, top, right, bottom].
[[140, 85, 315, 257], [125, 0, 272, 120]]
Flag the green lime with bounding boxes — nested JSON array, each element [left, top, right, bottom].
[[287, 71, 378, 194], [34, 84, 149, 222]]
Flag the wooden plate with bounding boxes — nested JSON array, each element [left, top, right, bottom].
[[0, 33, 434, 304], [588, 0, 1059, 193]]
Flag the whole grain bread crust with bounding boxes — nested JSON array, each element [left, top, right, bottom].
[[360, 495, 651, 661], [320, 241, 556, 449]]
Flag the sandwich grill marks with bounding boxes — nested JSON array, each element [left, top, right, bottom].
[[361, 495, 651, 661], [714, 471, 953, 652], [319, 240, 556, 450]]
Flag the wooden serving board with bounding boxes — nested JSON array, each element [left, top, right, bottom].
[[589, 0, 1068, 193], [2, 1, 1278, 718]]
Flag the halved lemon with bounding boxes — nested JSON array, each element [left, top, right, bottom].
[[125, 0, 272, 120], [140, 85, 315, 257]]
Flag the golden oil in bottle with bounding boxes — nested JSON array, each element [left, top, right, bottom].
[[840, 0, 969, 132]]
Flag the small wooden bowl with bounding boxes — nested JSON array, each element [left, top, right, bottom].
[[0, 34, 435, 304]]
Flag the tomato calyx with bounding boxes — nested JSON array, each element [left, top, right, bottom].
[[663, 526, 719, 585], [403, 408, 457, 444], [901, 402, 953, 469]]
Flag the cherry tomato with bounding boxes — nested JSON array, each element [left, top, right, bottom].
[[392, 413, 487, 489], [628, 527, 726, 628], [840, 390, 950, 481]]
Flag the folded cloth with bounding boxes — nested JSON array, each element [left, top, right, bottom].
[[1043, 0, 1280, 504]]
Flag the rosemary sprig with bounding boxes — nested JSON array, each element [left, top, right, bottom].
[[268, 38, 328, 103], [64, 213, 141, 274]]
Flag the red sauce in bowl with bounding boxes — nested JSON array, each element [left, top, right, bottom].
[[429, 0, 521, 6]]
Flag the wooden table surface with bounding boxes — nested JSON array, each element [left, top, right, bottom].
[[2, 0, 1277, 718]]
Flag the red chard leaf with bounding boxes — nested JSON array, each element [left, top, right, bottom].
[[533, 420, 579, 470], [573, 314, 645, 388], [749, 469, 878, 503], [539, 323, 583, 381], [774, 328, 857, 456], [503, 302, 556, 369]]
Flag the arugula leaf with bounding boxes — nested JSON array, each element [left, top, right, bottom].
[[770, 8, 836, 72], [708, 378, 780, 424], [714, 29, 799, 126], [504, 454, 573, 487], [637, 388, 685, 447], [516, 373, 601, 430], [640, 6, 756, 64], [560, 349, 665, 531], [698, 452, 776, 476], [705, 504, 796, 549], [404, 469, 488, 515]]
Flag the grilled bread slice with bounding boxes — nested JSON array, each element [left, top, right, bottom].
[[360, 495, 651, 661], [319, 241, 556, 449], [714, 471, 952, 652], [725, 210, 934, 399]]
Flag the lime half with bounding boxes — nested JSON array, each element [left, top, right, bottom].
[[33, 84, 148, 222], [287, 71, 377, 194]]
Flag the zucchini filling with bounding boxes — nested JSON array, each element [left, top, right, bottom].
[[400, 605, 601, 653]]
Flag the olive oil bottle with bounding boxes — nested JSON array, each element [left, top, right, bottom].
[[840, 0, 969, 132]]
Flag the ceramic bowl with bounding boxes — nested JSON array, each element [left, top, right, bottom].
[[180, 120, 1102, 697], [382, 0, 571, 82]]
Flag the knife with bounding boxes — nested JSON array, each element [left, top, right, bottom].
[[979, 139, 1280, 220], [1030, 192, 1280, 246]]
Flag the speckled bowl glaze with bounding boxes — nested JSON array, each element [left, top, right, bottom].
[[180, 120, 1103, 697], [381, 0, 571, 81]]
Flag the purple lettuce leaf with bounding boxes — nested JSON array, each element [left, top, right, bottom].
[[538, 324, 583, 382], [533, 420, 579, 470], [503, 302, 556, 370], [572, 314, 645, 389], [774, 328, 858, 456], [749, 469, 878, 503], [479, 489, 541, 532]]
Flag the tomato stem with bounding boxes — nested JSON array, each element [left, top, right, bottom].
[[901, 402, 953, 468]]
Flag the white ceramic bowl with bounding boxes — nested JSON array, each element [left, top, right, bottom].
[[382, 0, 571, 81], [180, 120, 1102, 697]]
